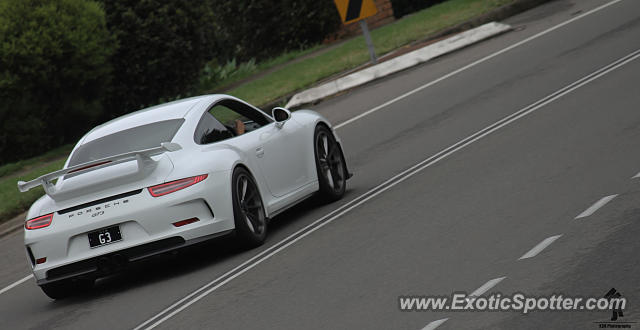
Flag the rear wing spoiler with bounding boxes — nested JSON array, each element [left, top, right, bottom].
[[17, 142, 182, 196]]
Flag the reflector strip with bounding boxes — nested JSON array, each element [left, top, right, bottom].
[[172, 218, 200, 227]]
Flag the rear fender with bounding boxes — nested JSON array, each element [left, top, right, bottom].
[[291, 110, 352, 180]]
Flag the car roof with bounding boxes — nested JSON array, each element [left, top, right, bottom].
[[80, 95, 221, 144]]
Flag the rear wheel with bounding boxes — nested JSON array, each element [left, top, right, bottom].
[[40, 278, 94, 299], [314, 125, 347, 202], [232, 167, 267, 247]]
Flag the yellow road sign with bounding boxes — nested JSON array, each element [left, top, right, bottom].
[[333, 0, 378, 25]]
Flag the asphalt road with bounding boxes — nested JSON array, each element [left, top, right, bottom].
[[2, 0, 640, 329]]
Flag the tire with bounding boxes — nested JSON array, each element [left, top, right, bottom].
[[40, 278, 94, 299], [231, 167, 267, 247], [314, 125, 347, 202]]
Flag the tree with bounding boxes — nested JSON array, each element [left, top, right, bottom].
[[390, 0, 449, 18], [211, 0, 341, 62], [0, 0, 114, 164], [101, 0, 218, 117]]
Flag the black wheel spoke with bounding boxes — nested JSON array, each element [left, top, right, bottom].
[[246, 201, 262, 210], [327, 144, 337, 158], [330, 166, 343, 182], [245, 188, 257, 203], [246, 212, 262, 231], [244, 213, 256, 233], [325, 139, 344, 191], [237, 177, 247, 202], [322, 135, 329, 157]]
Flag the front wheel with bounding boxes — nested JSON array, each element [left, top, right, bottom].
[[314, 125, 347, 202], [232, 167, 267, 247]]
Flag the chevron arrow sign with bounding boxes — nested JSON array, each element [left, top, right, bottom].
[[333, 0, 378, 25]]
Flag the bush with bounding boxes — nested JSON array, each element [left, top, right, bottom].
[[391, 0, 450, 18], [198, 58, 258, 92], [0, 0, 114, 165], [211, 0, 341, 62], [101, 0, 218, 117]]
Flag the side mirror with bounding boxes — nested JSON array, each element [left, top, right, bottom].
[[272, 107, 291, 128]]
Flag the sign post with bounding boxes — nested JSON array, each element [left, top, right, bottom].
[[358, 20, 377, 63], [333, 0, 379, 64]]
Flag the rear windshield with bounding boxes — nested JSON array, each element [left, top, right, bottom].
[[68, 119, 185, 167]]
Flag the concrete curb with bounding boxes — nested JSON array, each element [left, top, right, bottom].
[[285, 21, 512, 109], [0, 212, 25, 239]]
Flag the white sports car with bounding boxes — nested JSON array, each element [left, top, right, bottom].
[[18, 94, 350, 299]]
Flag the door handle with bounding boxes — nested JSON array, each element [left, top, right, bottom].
[[256, 147, 265, 158]]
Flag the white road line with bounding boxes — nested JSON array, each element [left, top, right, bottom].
[[632, 172, 640, 179], [518, 235, 562, 260], [425, 277, 502, 328], [575, 194, 618, 219], [468, 277, 506, 298], [334, 0, 625, 129], [422, 318, 449, 330], [0, 274, 33, 296], [136, 48, 640, 330]]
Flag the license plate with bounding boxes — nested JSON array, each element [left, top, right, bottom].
[[88, 226, 122, 248]]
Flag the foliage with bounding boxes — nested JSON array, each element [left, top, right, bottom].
[[198, 58, 258, 92], [210, 0, 341, 62], [0, 0, 114, 164], [100, 0, 218, 117], [390, 0, 450, 18], [198, 45, 322, 94]]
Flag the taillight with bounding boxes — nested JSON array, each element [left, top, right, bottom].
[[25, 213, 53, 230], [148, 174, 208, 197]]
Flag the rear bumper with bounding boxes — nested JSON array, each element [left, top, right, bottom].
[[26, 170, 236, 283], [37, 230, 231, 285]]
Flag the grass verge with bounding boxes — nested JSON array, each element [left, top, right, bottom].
[[0, 144, 72, 178], [0, 145, 72, 221], [200, 45, 324, 93], [0, 158, 67, 221], [226, 0, 514, 107]]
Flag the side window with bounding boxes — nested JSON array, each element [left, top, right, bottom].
[[209, 99, 272, 136], [194, 99, 273, 144], [193, 112, 234, 145], [209, 104, 253, 132]]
